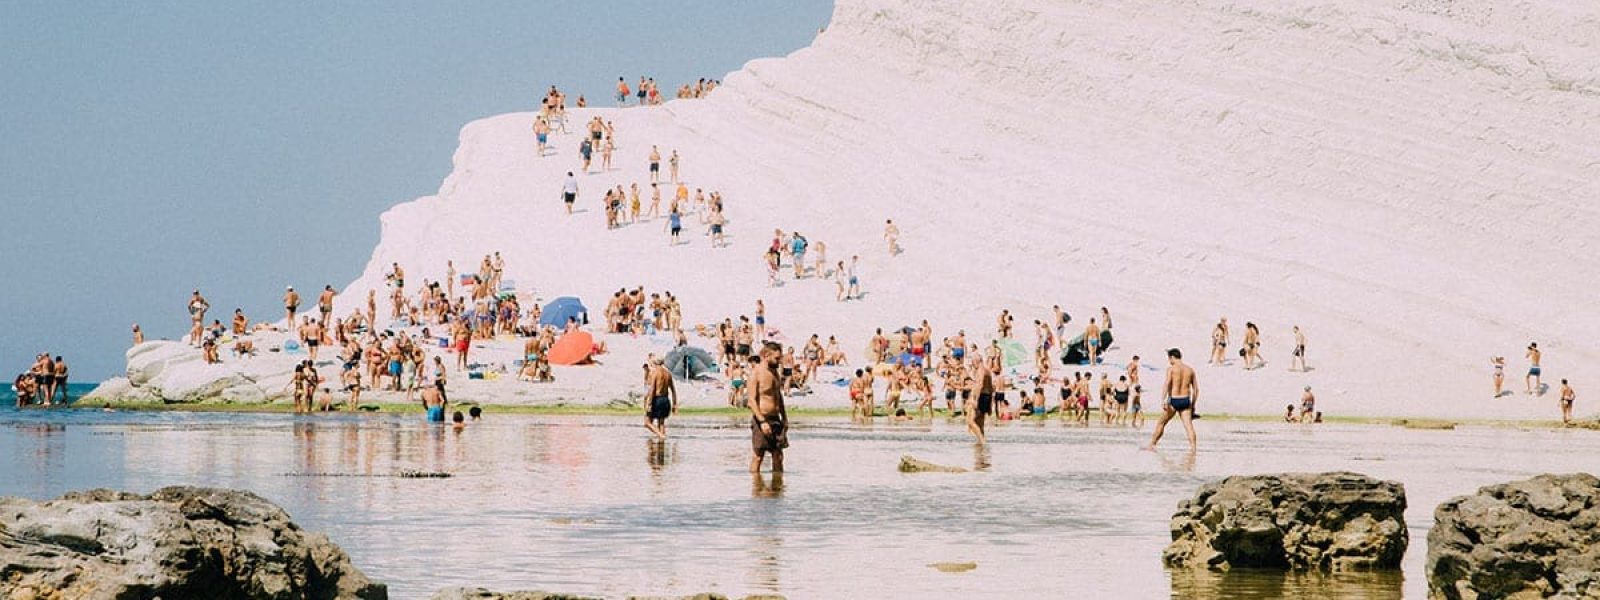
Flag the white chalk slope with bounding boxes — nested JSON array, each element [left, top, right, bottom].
[[339, 0, 1600, 419]]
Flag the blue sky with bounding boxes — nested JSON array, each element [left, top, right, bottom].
[[0, 1, 832, 379]]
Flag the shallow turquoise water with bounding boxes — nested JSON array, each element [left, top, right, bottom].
[[1, 409, 1593, 598]]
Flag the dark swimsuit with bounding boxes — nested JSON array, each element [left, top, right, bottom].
[[1168, 396, 1193, 412]]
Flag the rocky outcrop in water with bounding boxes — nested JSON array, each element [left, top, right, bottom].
[[898, 455, 967, 473], [1427, 473, 1600, 600], [431, 591, 784, 600], [0, 486, 386, 600], [1163, 472, 1407, 571]]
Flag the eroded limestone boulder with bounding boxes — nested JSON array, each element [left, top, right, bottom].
[[1163, 472, 1407, 571], [1427, 473, 1600, 600], [0, 486, 387, 600]]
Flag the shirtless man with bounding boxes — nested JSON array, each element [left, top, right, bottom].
[[1084, 318, 1102, 365], [847, 256, 861, 299], [649, 146, 662, 183], [422, 382, 447, 423], [1147, 348, 1199, 450], [301, 318, 325, 361], [910, 325, 930, 367], [533, 117, 550, 156], [749, 341, 789, 473], [1299, 386, 1316, 424], [231, 309, 249, 336], [1290, 325, 1307, 372], [754, 299, 767, 341], [848, 369, 868, 418], [50, 356, 69, 405], [669, 149, 680, 183], [312, 285, 333, 326], [644, 358, 677, 439], [1052, 305, 1069, 341], [884, 219, 900, 255], [968, 361, 995, 444], [283, 286, 301, 326], [709, 208, 727, 247], [1560, 379, 1575, 425], [1526, 342, 1543, 394], [1210, 318, 1229, 365], [869, 329, 888, 364], [997, 310, 1013, 338]]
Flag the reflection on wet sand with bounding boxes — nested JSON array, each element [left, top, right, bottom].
[[5, 412, 1599, 599], [748, 472, 785, 593], [1169, 568, 1404, 599]]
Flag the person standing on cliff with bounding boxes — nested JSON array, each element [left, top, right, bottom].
[[750, 341, 789, 473], [283, 286, 300, 328], [884, 219, 900, 256], [188, 289, 210, 327], [318, 285, 336, 327], [1147, 348, 1199, 450], [533, 116, 550, 156], [649, 146, 661, 183]]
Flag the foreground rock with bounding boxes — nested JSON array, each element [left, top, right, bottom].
[[1163, 472, 1407, 571], [0, 486, 386, 600], [1428, 473, 1600, 599], [898, 455, 967, 473], [431, 591, 783, 600]]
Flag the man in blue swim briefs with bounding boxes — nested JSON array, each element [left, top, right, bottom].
[[1147, 348, 1199, 450], [643, 357, 678, 439], [421, 384, 446, 423]]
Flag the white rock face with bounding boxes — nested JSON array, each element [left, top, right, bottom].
[[108, 0, 1600, 418]]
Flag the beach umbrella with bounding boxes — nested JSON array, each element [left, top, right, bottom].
[[665, 346, 717, 380], [997, 338, 1029, 368], [547, 330, 595, 365], [540, 296, 588, 327]]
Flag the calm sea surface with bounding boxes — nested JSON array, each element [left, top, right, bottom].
[[2, 408, 1593, 599]]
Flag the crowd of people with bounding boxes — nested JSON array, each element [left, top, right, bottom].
[[44, 76, 1577, 462], [611, 76, 720, 107], [13, 354, 68, 407]]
